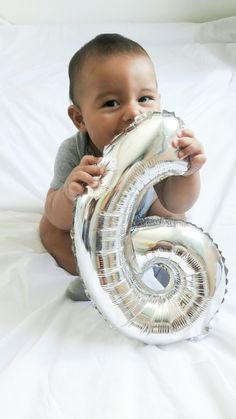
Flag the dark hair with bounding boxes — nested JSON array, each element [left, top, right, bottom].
[[68, 33, 149, 104]]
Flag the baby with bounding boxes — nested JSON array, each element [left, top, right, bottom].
[[39, 33, 206, 299]]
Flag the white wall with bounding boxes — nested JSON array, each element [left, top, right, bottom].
[[0, 0, 236, 24]]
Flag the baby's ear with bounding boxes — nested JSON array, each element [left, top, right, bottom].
[[68, 105, 87, 132]]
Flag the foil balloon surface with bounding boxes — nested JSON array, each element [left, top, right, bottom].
[[72, 110, 227, 345]]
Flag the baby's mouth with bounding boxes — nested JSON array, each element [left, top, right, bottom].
[[114, 123, 131, 137]]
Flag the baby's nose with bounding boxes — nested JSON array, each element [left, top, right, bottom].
[[122, 102, 141, 123]]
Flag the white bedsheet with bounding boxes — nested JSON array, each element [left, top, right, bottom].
[[0, 18, 236, 419]]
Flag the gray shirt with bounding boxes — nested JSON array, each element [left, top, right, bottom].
[[50, 132, 91, 190]]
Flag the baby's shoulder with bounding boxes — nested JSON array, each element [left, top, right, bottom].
[[57, 132, 85, 160], [59, 133, 79, 153]]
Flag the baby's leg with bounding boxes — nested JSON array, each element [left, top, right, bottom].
[[39, 215, 77, 275]]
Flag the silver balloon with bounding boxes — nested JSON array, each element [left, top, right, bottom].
[[71, 110, 227, 345]]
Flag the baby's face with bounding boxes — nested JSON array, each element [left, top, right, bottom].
[[73, 53, 161, 151]]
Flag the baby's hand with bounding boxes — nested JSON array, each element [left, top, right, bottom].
[[63, 155, 105, 201], [172, 128, 206, 176]]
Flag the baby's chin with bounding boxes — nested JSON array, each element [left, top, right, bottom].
[[88, 137, 103, 157]]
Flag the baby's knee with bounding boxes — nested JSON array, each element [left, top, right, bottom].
[[39, 215, 69, 252], [39, 215, 77, 275]]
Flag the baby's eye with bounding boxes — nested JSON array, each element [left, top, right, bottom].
[[103, 100, 119, 108], [138, 96, 153, 103]]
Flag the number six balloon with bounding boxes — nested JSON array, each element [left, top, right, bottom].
[[72, 110, 228, 345]]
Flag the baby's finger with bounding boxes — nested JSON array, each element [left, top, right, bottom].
[[177, 134, 203, 148], [172, 136, 194, 149], [178, 144, 200, 160], [68, 181, 86, 198], [74, 171, 100, 188], [177, 128, 194, 138], [66, 175, 99, 200], [80, 155, 102, 166], [78, 164, 105, 177]]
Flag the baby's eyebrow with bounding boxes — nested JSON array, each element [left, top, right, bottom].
[[94, 91, 117, 103], [139, 88, 158, 95]]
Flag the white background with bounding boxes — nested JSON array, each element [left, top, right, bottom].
[[0, 14, 236, 419], [0, 0, 236, 23]]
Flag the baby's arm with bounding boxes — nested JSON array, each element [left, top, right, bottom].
[[155, 129, 206, 214], [44, 155, 104, 230], [147, 196, 186, 220]]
